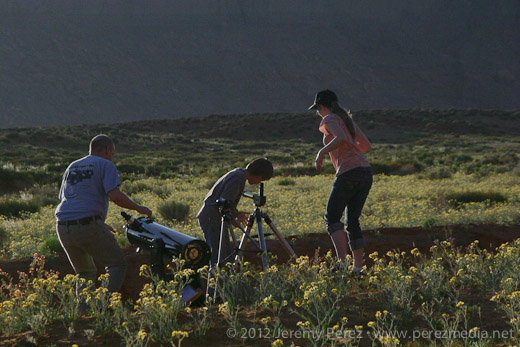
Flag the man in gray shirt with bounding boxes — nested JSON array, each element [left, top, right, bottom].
[[197, 158, 273, 268], [55, 134, 152, 313]]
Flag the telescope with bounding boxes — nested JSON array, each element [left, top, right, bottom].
[[121, 212, 211, 305], [122, 211, 210, 270], [209, 182, 296, 302], [242, 182, 266, 207]]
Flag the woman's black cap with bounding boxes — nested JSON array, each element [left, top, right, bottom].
[[308, 90, 338, 110]]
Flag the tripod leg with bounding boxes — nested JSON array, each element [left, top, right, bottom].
[[256, 213, 269, 270], [264, 214, 297, 258], [217, 217, 228, 265], [228, 214, 262, 250], [234, 213, 255, 265], [210, 217, 230, 303], [229, 222, 238, 249], [149, 239, 166, 280]]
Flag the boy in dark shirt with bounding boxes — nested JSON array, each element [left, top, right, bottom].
[[197, 158, 273, 268]]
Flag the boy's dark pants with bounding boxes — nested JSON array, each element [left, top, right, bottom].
[[197, 207, 236, 300], [197, 207, 234, 268]]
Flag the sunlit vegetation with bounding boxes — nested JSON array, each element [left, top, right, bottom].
[[0, 111, 519, 345]]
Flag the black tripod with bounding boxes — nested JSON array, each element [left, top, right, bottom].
[[217, 183, 297, 270], [209, 184, 297, 302]]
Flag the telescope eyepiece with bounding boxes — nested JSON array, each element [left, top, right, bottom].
[[216, 198, 231, 208], [242, 183, 267, 207], [216, 198, 232, 215], [121, 211, 132, 221], [242, 191, 254, 199]]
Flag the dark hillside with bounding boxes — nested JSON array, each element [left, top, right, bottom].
[[116, 109, 520, 143], [1, 1, 519, 128], [0, 109, 518, 160], [0, 110, 518, 192]]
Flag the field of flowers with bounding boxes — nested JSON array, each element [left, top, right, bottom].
[[1, 171, 519, 260], [0, 172, 519, 345], [2, 238, 520, 346], [0, 111, 519, 345]]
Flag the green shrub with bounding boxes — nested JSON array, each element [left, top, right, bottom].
[[371, 161, 402, 175], [370, 160, 420, 175], [39, 236, 64, 256], [150, 185, 173, 199], [45, 164, 65, 173], [276, 165, 334, 176], [445, 191, 507, 208], [121, 181, 153, 195], [30, 170, 61, 185], [0, 185, 58, 217], [495, 165, 510, 174], [446, 154, 473, 165], [117, 164, 146, 174], [392, 163, 421, 176], [145, 165, 162, 176], [480, 153, 517, 166], [0, 168, 35, 192], [159, 172, 177, 179], [424, 167, 452, 179], [464, 163, 494, 177], [0, 197, 40, 217], [158, 199, 190, 222], [32, 194, 58, 209], [26, 184, 59, 205], [277, 178, 296, 186], [422, 217, 437, 228], [466, 152, 519, 176], [0, 224, 8, 247], [121, 181, 172, 198], [512, 164, 520, 177]]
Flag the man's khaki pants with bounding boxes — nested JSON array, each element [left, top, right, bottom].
[[56, 219, 127, 297]]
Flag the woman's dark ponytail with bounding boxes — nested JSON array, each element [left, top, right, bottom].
[[330, 101, 356, 138]]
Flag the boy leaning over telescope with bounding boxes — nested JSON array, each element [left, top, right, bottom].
[[196, 158, 274, 268]]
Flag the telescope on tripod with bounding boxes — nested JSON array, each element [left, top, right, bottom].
[[216, 182, 296, 269], [206, 183, 298, 303], [122, 211, 211, 305]]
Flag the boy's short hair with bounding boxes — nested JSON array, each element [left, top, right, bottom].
[[246, 158, 273, 179]]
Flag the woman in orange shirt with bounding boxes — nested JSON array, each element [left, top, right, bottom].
[[309, 90, 373, 274]]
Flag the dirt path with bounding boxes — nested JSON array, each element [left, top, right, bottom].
[[1, 224, 518, 302]]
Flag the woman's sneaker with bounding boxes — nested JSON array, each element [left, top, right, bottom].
[[350, 269, 367, 279], [331, 261, 349, 273]]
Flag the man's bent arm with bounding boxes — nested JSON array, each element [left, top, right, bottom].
[[108, 188, 152, 217]]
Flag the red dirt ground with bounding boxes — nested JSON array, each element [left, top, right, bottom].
[[0, 224, 519, 346]]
